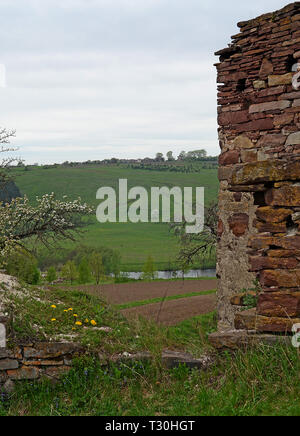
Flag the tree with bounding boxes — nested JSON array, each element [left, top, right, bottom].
[[177, 151, 186, 161], [5, 248, 40, 285], [142, 256, 156, 281], [166, 151, 175, 161], [89, 252, 105, 284], [155, 153, 164, 162], [0, 128, 93, 259], [78, 258, 92, 284], [46, 266, 57, 284], [171, 202, 218, 267], [61, 261, 78, 284]]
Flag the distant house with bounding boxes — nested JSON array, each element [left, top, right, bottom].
[[0, 181, 22, 203]]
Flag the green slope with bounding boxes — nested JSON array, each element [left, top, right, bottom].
[[13, 165, 219, 270]]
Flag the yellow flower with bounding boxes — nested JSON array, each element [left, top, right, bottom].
[[73, 314, 78, 317], [72, 327, 76, 331], [75, 321, 82, 326], [51, 318, 56, 322], [64, 310, 68, 313], [51, 305, 57, 309], [68, 308, 73, 311], [91, 320, 97, 326], [84, 319, 89, 323]]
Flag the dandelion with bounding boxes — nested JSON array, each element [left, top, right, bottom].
[[51, 318, 56, 322], [84, 319, 89, 323], [64, 310, 68, 313], [68, 308, 73, 311], [73, 314, 78, 317], [51, 305, 57, 309], [75, 321, 82, 326], [91, 320, 97, 326]]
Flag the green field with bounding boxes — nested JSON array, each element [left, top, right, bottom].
[[13, 165, 219, 271]]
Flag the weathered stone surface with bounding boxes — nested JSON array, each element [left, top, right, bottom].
[[161, 351, 212, 370], [241, 149, 257, 163], [249, 100, 290, 113], [251, 235, 300, 251], [7, 366, 40, 380], [253, 80, 266, 89], [256, 134, 287, 147], [268, 73, 293, 86], [250, 256, 298, 271], [260, 269, 300, 288], [231, 160, 300, 186], [268, 249, 300, 258], [265, 185, 300, 207], [235, 308, 300, 333], [286, 132, 300, 145], [255, 221, 287, 233], [255, 206, 292, 223], [208, 330, 292, 350], [218, 110, 250, 126], [218, 166, 233, 181], [232, 135, 254, 149], [257, 292, 300, 317], [24, 343, 84, 359], [219, 150, 240, 166], [228, 213, 249, 237], [0, 359, 18, 371], [259, 58, 274, 77]]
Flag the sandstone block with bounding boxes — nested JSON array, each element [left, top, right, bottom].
[[268, 73, 293, 86], [228, 213, 249, 237], [265, 185, 300, 207], [257, 292, 300, 317], [256, 206, 292, 223]]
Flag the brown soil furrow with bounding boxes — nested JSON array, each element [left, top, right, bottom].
[[121, 294, 217, 326]]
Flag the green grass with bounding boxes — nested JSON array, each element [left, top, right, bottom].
[[12, 165, 218, 270], [3, 283, 300, 416], [116, 289, 216, 310], [2, 341, 299, 416]]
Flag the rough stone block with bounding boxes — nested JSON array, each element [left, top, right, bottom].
[[231, 160, 300, 186], [235, 308, 300, 333], [228, 213, 249, 237], [250, 256, 298, 271], [268, 73, 293, 86], [260, 269, 300, 288], [249, 100, 290, 113], [257, 292, 300, 317], [255, 206, 292, 223], [265, 185, 300, 207]]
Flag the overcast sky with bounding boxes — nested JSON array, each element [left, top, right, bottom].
[[0, 0, 290, 164]]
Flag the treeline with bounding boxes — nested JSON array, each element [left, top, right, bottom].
[[2, 246, 122, 286], [15, 148, 218, 170], [128, 162, 218, 173]]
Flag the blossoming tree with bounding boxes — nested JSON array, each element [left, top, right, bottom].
[[0, 128, 93, 257]]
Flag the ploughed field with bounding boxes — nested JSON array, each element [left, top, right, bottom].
[[64, 278, 218, 326], [122, 294, 216, 326]]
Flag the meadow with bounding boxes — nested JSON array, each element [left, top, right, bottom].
[[12, 164, 219, 271]]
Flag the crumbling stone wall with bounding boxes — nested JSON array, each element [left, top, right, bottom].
[[216, 2, 300, 332]]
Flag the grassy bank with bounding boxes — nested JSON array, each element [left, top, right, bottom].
[[2, 282, 299, 416]]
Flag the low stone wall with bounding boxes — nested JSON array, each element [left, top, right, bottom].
[[0, 342, 85, 390]]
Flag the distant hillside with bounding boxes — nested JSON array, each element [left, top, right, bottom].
[[12, 164, 218, 271]]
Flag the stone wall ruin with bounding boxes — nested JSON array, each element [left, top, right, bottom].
[[214, 2, 300, 337]]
